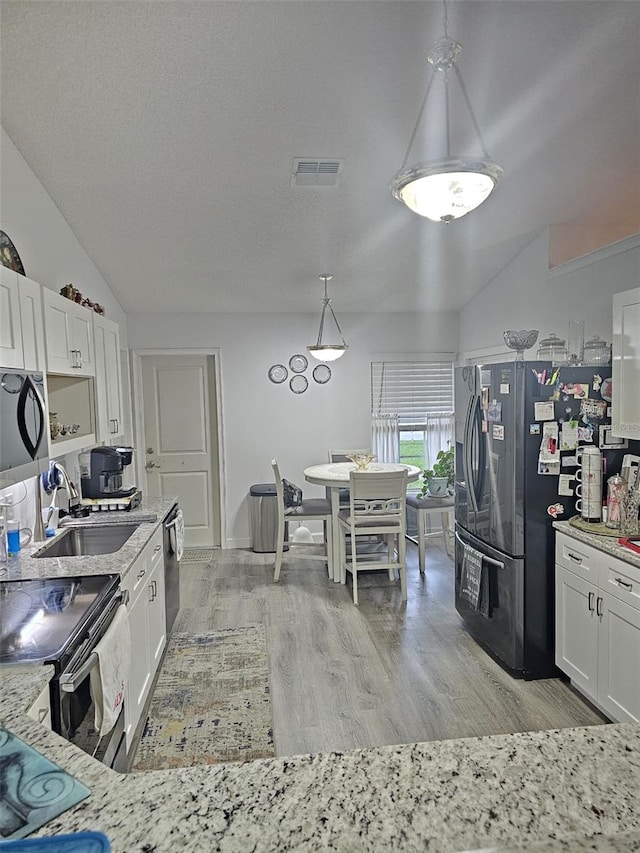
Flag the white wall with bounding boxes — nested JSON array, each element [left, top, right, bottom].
[[459, 229, 640, 360], [0, 127, 127, 340], [128, 310, 459, 547]]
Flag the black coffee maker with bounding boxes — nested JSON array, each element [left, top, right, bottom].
[[80, 446, 137, 500]]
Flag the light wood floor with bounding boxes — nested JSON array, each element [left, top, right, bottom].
[[173, 538, 607, 758]]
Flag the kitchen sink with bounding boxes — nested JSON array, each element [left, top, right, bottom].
[[33, 523, 140, 558]]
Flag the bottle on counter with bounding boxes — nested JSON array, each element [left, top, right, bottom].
[[5, 494, 21, 557], [0, 505, 7, 566], [605, 474, 627, 529]]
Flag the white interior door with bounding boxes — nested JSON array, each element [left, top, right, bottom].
[[141, 354, 221, 548]]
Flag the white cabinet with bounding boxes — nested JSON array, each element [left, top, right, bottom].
[[555, 531, 640, 723], [612, 286, 640, 440], [123, 526, 166, 749], [18, 275, 46, 371], [93, 314, 124, 440], [0, 266, 23, 368], [27, 683, 52, 730], [42, 288, 95, 375]]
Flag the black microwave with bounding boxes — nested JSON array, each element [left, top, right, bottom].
[[0, 369, 49, 488]]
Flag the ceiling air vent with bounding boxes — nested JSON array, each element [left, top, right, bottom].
[[291, 159, 343, 187]]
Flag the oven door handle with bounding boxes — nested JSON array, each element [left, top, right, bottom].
[[60, 651, 99, 692], [59, 588, 129, 693]]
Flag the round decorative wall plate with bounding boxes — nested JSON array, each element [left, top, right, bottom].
[[290, 374, 308, 395], [268, 364, 288, 384], [312, 364, 331, 384], [289, 354, 308, 374], [0, 231, 25, 275]]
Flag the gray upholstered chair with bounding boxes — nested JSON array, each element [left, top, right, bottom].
[[406, 493, 454, 573], [271, 459, 333, 582]]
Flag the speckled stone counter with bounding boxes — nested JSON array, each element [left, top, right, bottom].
[[553, 520, 640, 569], [1, 509, 639, 851], [1, 688, 639, 853], [0, 496, 178, 582]]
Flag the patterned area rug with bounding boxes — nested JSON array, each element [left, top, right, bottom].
[[131, 626, 275, 771], [180, 548, 216, 563]]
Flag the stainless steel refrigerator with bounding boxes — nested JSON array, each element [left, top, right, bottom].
[[454, 360, 634, 679]]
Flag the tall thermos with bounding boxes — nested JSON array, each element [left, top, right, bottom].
[[576, 446, 603, 522]]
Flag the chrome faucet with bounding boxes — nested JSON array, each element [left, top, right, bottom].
[[41, 462, 81, 517]]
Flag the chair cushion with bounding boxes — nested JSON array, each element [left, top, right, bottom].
[[286, 498, 332, 517], [406, 493, 454, 509], [338, 509, 403, 529]]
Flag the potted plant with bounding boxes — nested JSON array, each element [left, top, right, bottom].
[[418, 445, 454, 498]]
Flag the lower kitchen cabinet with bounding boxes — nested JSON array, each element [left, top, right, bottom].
[[123, 527, 166, 749], [555, 531, 640, 723]]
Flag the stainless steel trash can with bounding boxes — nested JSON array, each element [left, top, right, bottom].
[[249, 484, 287, 553]]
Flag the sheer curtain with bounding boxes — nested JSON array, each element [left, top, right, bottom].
[[425, 412, 454, 467], [371, 414, 400, 463]]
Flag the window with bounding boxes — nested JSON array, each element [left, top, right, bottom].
[[371, 360, 454, 473]]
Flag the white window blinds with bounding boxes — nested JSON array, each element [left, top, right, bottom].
[[371, 361, 454, 425]]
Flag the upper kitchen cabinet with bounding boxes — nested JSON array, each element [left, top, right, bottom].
[[93, 313, 124, 440], [612, 286, 640, 440], [43, 288, 95, 375], [0, 266, 23, 368], [17, 274, 46, 371]]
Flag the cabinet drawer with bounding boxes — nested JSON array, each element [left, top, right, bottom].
[[555, 532, 602, 581], [600, 557, 640, 610], [147, 527, 164, 573], [122, 526, 163, 605]]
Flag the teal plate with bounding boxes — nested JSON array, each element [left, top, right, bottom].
[[0, 727, 91, 841]]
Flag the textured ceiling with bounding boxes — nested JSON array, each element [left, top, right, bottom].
[[1, 1, 639, 315]]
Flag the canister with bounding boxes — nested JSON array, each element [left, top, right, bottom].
[[575, 446, 603, 522], [605, 474, 627, 529], [583, 335, 611, 367]]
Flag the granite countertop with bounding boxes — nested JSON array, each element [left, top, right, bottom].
[[553, 519, 640, 569], [0, 496, 178, 582], [0, 513, 639, 851]]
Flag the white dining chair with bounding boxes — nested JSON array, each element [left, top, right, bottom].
[[338, 468, 408, 605], [271, 459, 334, 582]]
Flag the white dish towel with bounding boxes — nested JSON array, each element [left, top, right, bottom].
[[169, 509, 185, 561], [90, 604, 131, 737]]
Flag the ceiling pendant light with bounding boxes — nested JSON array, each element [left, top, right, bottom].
[[307, 274, 349, 362], [390, 0, 502, 223]]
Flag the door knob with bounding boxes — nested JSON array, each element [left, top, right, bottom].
[[146, 447, 154, 454], [146, 461, 160, 470]]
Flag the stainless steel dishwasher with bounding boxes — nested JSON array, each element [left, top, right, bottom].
[[163, 504, 182, 635]]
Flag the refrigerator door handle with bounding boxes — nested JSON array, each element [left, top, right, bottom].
[[463, 393, 479, 512], [472, 395, 486, 507], [454, 530, 505, 570]]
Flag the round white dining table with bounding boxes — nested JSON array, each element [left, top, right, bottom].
[[303, 462, 421, 582]]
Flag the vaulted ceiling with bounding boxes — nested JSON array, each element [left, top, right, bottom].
[[1, 1, 639, 315]]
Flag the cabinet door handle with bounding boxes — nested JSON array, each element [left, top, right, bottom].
[[137, 568, 146, 580], [154, 544, 162, 553], [596, 596, 603, 617], [567, 551, 583, 564], [614, 577, 633, 591], [588, 591, 595, 611], [38, 708, 48, 723]]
